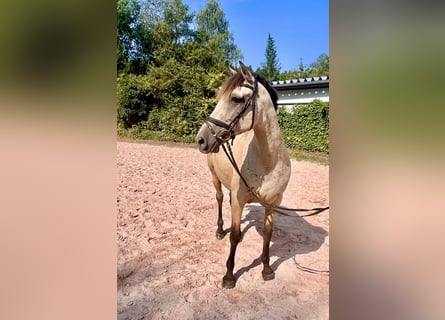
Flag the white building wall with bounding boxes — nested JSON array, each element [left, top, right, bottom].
[[277, 88, 329, 107]]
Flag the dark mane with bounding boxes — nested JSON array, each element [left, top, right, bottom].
[[255, 73, 279, 111], [217, 72, 279, 111]]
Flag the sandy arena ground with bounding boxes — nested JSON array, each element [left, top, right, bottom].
[[117, 141, 329, 319]]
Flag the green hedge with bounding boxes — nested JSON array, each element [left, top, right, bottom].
[[277, 99, 329, 152], [117, 74, 156, 129], [117, 59, 223, 140]]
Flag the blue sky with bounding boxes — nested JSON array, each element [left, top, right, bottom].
[[183, 0, 329, 71]]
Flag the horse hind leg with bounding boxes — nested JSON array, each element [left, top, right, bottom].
[[261, 208, 275, 281], [212, 175, 225, 240]]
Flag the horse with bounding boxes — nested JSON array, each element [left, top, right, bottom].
[[195, 61, 291, 289]]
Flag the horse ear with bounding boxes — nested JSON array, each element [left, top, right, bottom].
[[229, 67, 238, 76], [239, 61, 255, 84]]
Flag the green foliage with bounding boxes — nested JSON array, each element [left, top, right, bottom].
[[117, 74, 156, 129], [279, 54, 329, 80], [308, 53, 329, 76], [278, 99, 329, 152], [117, 0, 152, 74], [143, 58, 223, 137], [195, 0, 242, 66], [117, 0, 234, 141], [117, 58, 224, 140]]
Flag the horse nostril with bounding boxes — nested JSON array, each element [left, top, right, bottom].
[[197, 136, 206, 145]]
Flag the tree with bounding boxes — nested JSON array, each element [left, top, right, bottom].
[[195, 0, 242, 67], [298, 58, 307, 76], [163, 0, 194, 44], [144, 58, 224, 137], [117, 0, 151, 74], [149, 0, 194, 66], [278, 54, 329, 80], [117, 0, 242, 140], [140, 0, 165, 28], [308, 53, 329, 76], [259, 33, 280, 81], [279, 58, 309, 79]]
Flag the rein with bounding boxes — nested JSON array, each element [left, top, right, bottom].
[[221, 142, 329, 218], [206, 79, 328, 218]]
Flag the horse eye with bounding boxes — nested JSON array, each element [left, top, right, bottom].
[[231, 96, 244, 104]]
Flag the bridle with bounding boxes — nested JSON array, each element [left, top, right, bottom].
[[204, 80, 258, 144], [203, 78, 329, 219]]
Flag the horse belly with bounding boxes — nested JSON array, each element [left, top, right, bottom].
[[261, 169, 290, 201], [255, 157, 291, 204]]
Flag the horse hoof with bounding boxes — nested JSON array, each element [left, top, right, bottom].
[[216, 230, 225, 240], [222, 277, 236, 289], [262, 270, 275, 281]]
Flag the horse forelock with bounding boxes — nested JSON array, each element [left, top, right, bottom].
[[216, 72, 278, 111], [216, 73, 245, 100]]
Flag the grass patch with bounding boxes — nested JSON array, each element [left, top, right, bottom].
[[117, 136, 196, 149], [118, 135, 329, 165], [117, 125, 195, 144], [287, 149, 329, 165]]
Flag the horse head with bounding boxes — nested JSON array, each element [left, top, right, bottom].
[[196, 61, 258, 154]]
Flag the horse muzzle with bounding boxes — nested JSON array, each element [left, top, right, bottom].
[[196, 135, 219, 154], [196, 124, 232, 154]]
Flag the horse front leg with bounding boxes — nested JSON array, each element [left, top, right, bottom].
[[222, 197, 243, 289], [261, 208, 275, 281], [212, 176, 225, 240]]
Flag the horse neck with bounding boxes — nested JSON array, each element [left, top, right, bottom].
[[252, 96, 286, 165]]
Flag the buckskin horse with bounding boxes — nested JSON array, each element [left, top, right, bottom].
[[196, 62, 291, 288]]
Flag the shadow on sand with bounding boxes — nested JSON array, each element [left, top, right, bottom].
[[231, 204, 329, 281]]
